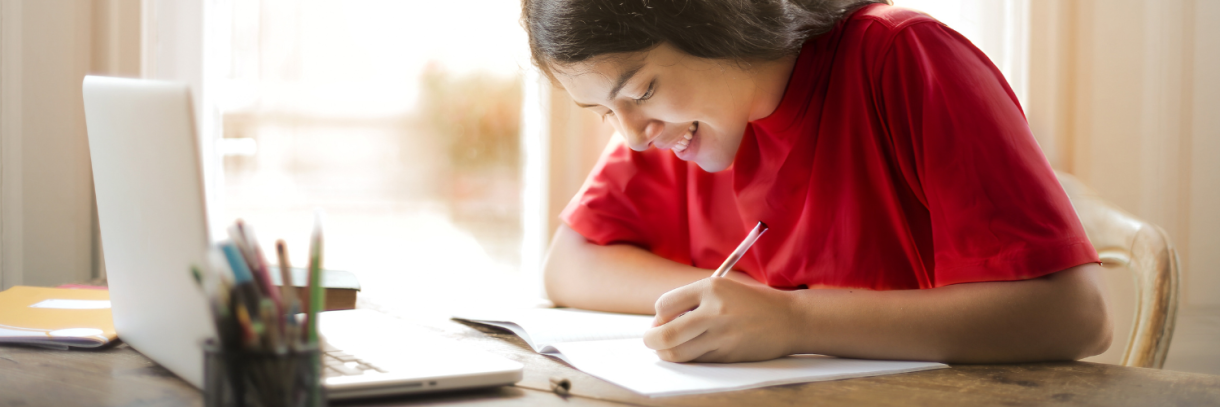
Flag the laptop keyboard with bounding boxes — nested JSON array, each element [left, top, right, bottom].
[[322, 342, 387, 377]]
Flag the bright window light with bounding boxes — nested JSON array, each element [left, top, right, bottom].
[[213, 0, 536, 314]]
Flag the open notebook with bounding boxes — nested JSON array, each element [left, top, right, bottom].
[[452, 308, 947, 397]]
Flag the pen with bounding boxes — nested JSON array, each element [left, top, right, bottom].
[[711, 221, 769, 278]]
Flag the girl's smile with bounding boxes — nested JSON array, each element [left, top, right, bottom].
[[552, 43, 795, 173], [670, 122, 699, 161]]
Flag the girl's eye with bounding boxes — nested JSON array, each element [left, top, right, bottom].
[[633, 82, 655, 105]]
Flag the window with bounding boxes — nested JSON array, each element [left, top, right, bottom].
[[214, 1, 533, 312]]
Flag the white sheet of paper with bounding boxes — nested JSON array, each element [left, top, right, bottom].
[[551, 338, 947, 397], [29, 299, 111, 309], [453, 308, 653, 352], [454, 308, 948, 397]]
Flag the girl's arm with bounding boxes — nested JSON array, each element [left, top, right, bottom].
[[643, 262, 1113, 363], [544, 223, 763, 315], [546, 223, 1112, 363]]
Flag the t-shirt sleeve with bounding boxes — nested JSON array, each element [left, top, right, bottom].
[[560, 137, 693, 265], [876, 21, 1099, 287]]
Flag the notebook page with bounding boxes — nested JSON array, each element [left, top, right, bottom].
[[551, 338, 947, 397], [452, 308, 653, 353]]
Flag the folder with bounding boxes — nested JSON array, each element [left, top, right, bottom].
[[0, 286, 117, 349]]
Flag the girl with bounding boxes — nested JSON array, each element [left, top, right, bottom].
[[526, 0, 1111, 364]]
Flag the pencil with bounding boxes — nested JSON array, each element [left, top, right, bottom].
[[711, 221, 769, 278], [303, 210, 326, 405], [275, 240, 296, 307], [276, 240, 301, 350], [304, 210, 325, 345]]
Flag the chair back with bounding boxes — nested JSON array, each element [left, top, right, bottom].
[[1055, 171, 1180, 368]]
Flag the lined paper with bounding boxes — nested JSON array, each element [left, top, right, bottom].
[[453, 308, 947, 397]]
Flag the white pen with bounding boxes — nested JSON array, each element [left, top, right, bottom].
[[711, 221, 769, 278]]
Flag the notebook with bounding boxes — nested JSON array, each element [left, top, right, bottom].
[[452, 308, 948, 397], [0, 286, 118, 350]]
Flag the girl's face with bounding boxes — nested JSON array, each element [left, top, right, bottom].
[[554, 43, 790, 172]]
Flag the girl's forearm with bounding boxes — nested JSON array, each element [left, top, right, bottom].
[[783, 263, 1113, 363], [543, 224, 706, 314], [547, 224, 1112, 363], [543, 224, 763, 314]]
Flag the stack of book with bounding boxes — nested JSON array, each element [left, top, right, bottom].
[[270, 267, 360, 311]]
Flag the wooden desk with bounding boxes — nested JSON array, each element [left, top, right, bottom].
[[3, 310, 1218, 406]]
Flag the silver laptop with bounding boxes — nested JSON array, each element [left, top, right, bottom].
[[81, 75, 523, 400]]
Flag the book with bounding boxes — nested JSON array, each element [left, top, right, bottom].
[[268, 267, 360, 311], [452, 308, 948, 397], [0, 286, 118, 349]]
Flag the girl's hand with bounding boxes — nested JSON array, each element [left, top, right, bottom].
[[722, 270, 767, 287], [642, 277, 798, 363]]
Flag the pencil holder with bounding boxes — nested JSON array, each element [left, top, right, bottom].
[[203, 340, 326, 407]]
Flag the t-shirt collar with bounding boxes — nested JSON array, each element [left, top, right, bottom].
[[749, 39, 820, 134]]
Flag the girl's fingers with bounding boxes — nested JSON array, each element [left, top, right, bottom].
[[652, 280, 707, 326], [642, 306, 712, 350], [654, 330, 720, 363]]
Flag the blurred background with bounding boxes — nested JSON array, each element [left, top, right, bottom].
[[212, 0, 534, 317], [0, 0, 1216, 375]]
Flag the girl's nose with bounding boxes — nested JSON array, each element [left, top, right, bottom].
[[624, 120, 664, 152]]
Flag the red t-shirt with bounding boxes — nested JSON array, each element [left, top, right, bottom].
[[560, 4, 1099, 290]]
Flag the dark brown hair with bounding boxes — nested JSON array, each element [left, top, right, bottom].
[[522, 0, 889, 77]]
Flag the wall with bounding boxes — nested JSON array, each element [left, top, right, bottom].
[[141, 0, 217, 239], [544, 87, 615, 240], [0, 0, 140, 289], [1028, 0, 1219, 374]]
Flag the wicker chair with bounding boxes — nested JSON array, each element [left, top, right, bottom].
[[1055, 171, 1180, 368]]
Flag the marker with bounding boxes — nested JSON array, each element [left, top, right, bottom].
[[235, 303, 257, 349], [711, 221, 769, 278], [219, 240, 265, 318], [230, 221, 282, 307]]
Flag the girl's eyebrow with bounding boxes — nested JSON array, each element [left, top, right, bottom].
[[574, 64, 646, 109], [606, 65, 644, 100]]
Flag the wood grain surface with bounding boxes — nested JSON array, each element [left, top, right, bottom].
[[3, 311, 1218, 407], [442, 319, 1220, 407], [0, 341, 619, 407]]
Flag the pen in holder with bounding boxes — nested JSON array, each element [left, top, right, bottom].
[[193, 214, 329, 407], [204, 340, 325, 407]]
